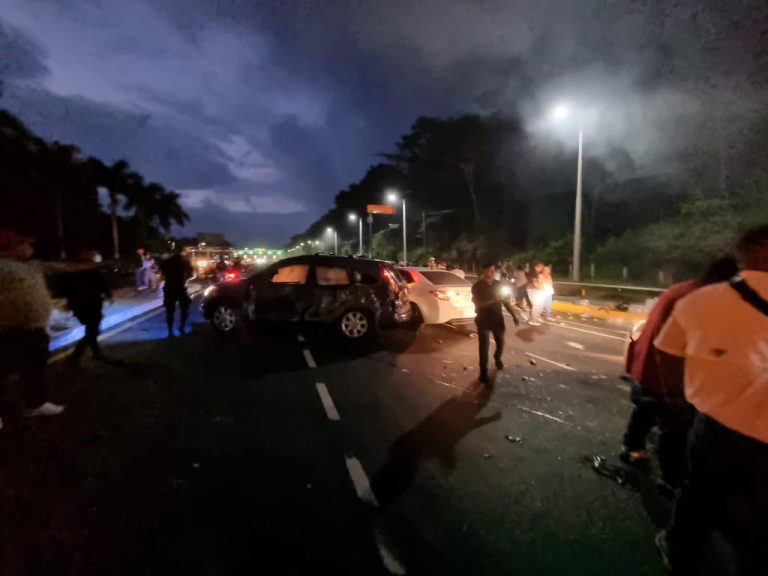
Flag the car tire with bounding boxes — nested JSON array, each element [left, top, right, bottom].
[[211, 303, 238, 332], [338, 309, 374, 340], [408, 303, 424, 331]]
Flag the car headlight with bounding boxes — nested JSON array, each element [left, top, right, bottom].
[[204, 286, 216, 298]]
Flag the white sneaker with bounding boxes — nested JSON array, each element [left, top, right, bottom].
[[25, 402, 65, 418]]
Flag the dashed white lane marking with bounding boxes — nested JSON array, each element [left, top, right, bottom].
[[296, 333, 305, 342], [48, 307, 167, 363], [524, 352, 577, 372], [344, 456, 379, 506], [375, 527, 407, 575], [565, 341, 585, 350], [517, 405, 570, 425], [302, 348, 317, 369], [544, 321, 626, 342], [315, 382, 340, 421]]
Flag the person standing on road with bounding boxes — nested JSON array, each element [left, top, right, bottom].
[[513, 265, 532, 309], [526, 262, 544, 325], [0, 230, 69, 427], [65, 251, 113, 366], [160, 246, 194, 338], [135, 248, 146, 291], [143, 251, 158, 292], [472, 262, 519, 385], [654, 226, 768, 575], [620, 256, 739, 488]]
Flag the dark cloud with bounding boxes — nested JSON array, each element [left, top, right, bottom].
[[1, 0, 766, 245], [0, 20, 48, 81]]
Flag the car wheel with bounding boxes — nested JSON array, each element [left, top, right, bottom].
[[211, 304, 238, 332], [338, 309, 372, 339], [408, 303, 424, 331]]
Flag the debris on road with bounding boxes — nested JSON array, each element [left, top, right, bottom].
[[468, 333, 477, 339], [559, 384, 568, 389], [591, 374, 608, 380], [442, 359, 454, 364], [504, 435, 523, 444], [528, 359, 537, 366], [436, 339, 444, 344], [401, 368, 411, 373], [522, 376, 537, 382], [483, 453, 493, 459], [463, 365, 470, 371]]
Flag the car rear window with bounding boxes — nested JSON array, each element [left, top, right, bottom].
[[420, 271, 471, 286], [398, 269, 415, 284], [271, 264, 309, 284], [316, 266, 350, 286]]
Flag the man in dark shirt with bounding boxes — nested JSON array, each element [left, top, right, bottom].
[[472, 262, 519, 385], [66, 251, 113, 365], [160, 247, 194, 337]]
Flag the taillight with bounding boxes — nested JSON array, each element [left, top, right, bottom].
[[225, 270, 241, 281], [380, 266, 400, 294]]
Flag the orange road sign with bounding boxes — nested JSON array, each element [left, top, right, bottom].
[[367, 203, 396, 215]]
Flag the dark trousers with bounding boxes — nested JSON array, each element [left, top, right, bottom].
[[667, 413, 768, 576], [0, 328, 50, 409], [164, 290, 190, 329], [515, 286, 532, 308], [477, 322, 505, 374], [72, 310, 103, 360], [623, 381, 690, 486]]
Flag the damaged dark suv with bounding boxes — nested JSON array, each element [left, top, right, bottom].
[[201, 254, 412, 339]]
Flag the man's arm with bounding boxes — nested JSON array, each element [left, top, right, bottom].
[[654, 314, 687, 400]]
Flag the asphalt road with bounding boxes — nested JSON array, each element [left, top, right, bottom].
[[0, 299, 719, 575]]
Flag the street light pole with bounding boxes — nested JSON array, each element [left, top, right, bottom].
[[358, 218, 363, 254], [401, 198, 407, 264], [573, 125, 583, 281], [334, 230, 338, 254]]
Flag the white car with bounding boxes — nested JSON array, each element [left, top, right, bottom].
[[398, 267, 476, 324]]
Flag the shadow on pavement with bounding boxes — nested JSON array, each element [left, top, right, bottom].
[[371, 384, 500, 509]]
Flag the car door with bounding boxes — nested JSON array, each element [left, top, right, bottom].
[[251, 260, 311, 322]]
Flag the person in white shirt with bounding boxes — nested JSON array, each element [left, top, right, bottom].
[[654, 225, 768, 575]]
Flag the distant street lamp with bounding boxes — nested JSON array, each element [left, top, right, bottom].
[[386, 191, 407, 263], [348, 212, 363, 254], [326, 227, 338, 254], [551, 104, 584, 281]]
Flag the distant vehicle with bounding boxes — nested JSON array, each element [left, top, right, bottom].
[[398, 267, 475, 325], [202, 254, 412, 338], [184, 247, 235, 279]]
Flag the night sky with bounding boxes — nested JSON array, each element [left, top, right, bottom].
[[1, 0, 764, 246]]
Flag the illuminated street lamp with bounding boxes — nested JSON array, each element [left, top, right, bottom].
[[386, 190, 407, 263], [326, 227, 338, 254], [348, 212, 363, 254], [550, 104, 584, 281]]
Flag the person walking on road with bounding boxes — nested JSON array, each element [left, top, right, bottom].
[[513, 265, 532, 309], [526, 262, 544, 325], [620, 256, 738, 488], [65, 251, 113, 366], [654, 225, 768, 575], [135, 248, 146, 291], [160, 246, 194, 338], [472, 262, 519, 385], [0, 230, 70, 428], [143, 251, 158, 292], [540, 265, 555, 320]]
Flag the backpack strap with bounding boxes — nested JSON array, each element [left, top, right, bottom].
[[730, 276, 768, 317]]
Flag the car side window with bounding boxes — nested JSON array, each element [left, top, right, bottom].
[[271, 264, 309, 284], [315, 266, 350, 286]]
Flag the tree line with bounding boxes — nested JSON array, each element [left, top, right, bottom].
[[0, 110, 189, 262], [292, 112, 768, 284]]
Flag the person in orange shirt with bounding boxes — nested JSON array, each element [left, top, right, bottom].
[[654, 225, 768, 575]]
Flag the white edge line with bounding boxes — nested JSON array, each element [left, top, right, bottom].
[[315, 382, 340, 421], [545, 317, 629, 336], [302, 348, 317, 369], [524, 352, 578, 372], [544, 321, 626, 342], [48, 307, 167, 363], [345, 456, 378, 506]]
